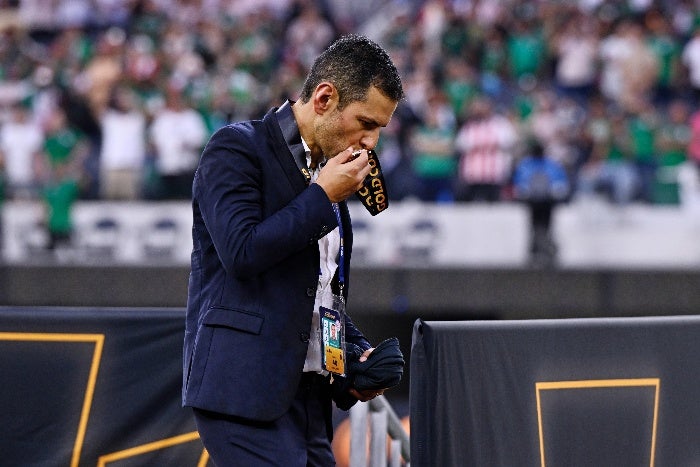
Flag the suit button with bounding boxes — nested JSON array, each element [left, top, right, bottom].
[[306, 287, 315, 297], [300, 332, 310, 343]]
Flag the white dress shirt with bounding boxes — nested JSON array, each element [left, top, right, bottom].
[[301, 141, 340, 373]]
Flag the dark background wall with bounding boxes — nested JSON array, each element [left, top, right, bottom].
[[3, 264, 698, 397], [2, 265, 698, 317]]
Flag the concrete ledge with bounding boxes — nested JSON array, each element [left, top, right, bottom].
[[5, 200, 700, 269]]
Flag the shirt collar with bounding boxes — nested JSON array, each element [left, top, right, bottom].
[[301, 137, 312, 168]]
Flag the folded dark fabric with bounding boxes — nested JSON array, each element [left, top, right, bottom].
[[331, 337, 404, 411]]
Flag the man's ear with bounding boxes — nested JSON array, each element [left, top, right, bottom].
[[312, 82, 338, 115]]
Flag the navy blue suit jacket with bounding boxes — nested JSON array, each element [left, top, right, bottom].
[[183, 102, 371, 422]]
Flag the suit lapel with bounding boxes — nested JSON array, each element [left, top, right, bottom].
[[265, 102, 354, 260], [264, 101, 308, 194]]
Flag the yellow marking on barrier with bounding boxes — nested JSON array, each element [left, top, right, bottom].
[[0, 332, 104, 343], [535, 378, 660, 467], [97, 431, 205, 466], [0, 332, 105, 467], [197, 448, 210, 467]]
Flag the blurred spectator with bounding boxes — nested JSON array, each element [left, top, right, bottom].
[[148, 85, 208, 199], [473, 0, 507, 28], [123, 34, 161, 98], [401, 50, 434, 121], [407, 90, 457, 202], [478, 26, 509, 101], [159, 21, 205, 90], [77, 27, 125, 117], [689, 107, 700, 172], [229, 67, 264, 121], [0, 101, 43, 199], [37, 107, 89, 251], [680, 105, 700, 209], [505, 10, 548, 90], [283, 0, 336, 69], [654, 98, 690, 205], [576, 111, 638, 205], [618, 21, 660, 112], [627, 101, 660, 203], [581, 97, 612, 171], [372, 115, 414, 202], [47, 27, 93, 80], [454, 96, 518, 202], [512, 141, 569, 266], [682, 23, 700, 105], [29, 66, 62, 131], [381, 6, 412, 51], [441, 58, 478, 121], [599, 18, 659, 112], [416, 0, 448, 58], [0, 22, 36, 88], [440, 7, 470, 60], [130, 0, 169, 41], [42, 161, 81, 253], [645, 9, 683, 106], [232, 11, 279, 83], [18, 0, 56, 31], [524, 91, 566, 164], [59, 87, 103, 200], [38, 107, 90, 184], [551, 12, 599, 106], [670, 0, 696, 39], [92, 0, 134, 30], [164, 0, 211, 29], [553, 96, 590, 177], [98, 85, 147, 200], [54, 0, 90, 29]]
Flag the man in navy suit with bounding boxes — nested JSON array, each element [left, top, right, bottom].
[[183, 34, 404, 466]]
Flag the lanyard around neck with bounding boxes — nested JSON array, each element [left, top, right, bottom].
[[331, 203, 346, 296]]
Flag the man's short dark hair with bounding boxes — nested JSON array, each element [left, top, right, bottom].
[[299, 34, 404, 108]]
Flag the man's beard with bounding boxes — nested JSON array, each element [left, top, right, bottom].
[[313, 109, 346, 158]]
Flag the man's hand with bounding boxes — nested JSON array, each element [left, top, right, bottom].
[[315, 147, 372, 203], [347, 346, 386, 402], [349, 387, 386, 402]]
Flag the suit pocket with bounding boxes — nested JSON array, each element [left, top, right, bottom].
[[203, 306, 264, 335]]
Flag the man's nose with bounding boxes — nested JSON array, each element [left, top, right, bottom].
[[360, 131, 380, 150]]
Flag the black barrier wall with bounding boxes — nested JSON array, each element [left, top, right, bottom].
[[410, 317, 700, 467], [3, 265, 699, 402], [0, 307, 207, 466]]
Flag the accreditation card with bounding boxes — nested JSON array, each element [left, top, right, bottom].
[[320, 306, 345, 376]]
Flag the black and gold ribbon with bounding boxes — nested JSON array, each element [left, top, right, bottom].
[[355, 149, 389, 216]]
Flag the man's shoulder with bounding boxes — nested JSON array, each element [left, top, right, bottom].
[[201, 112, 280, 162], [211, 110, 277, 140], [214, 119, 259, 136]]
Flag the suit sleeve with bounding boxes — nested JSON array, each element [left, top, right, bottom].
[[194, 125, 338, 279]]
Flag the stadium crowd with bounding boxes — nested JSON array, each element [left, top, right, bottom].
[[1, 0, 700, 247]]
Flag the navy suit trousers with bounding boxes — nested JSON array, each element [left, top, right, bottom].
[[194, 373, 336, 466]]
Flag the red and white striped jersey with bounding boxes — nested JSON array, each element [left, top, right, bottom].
[[455, 115, 517, 184]]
